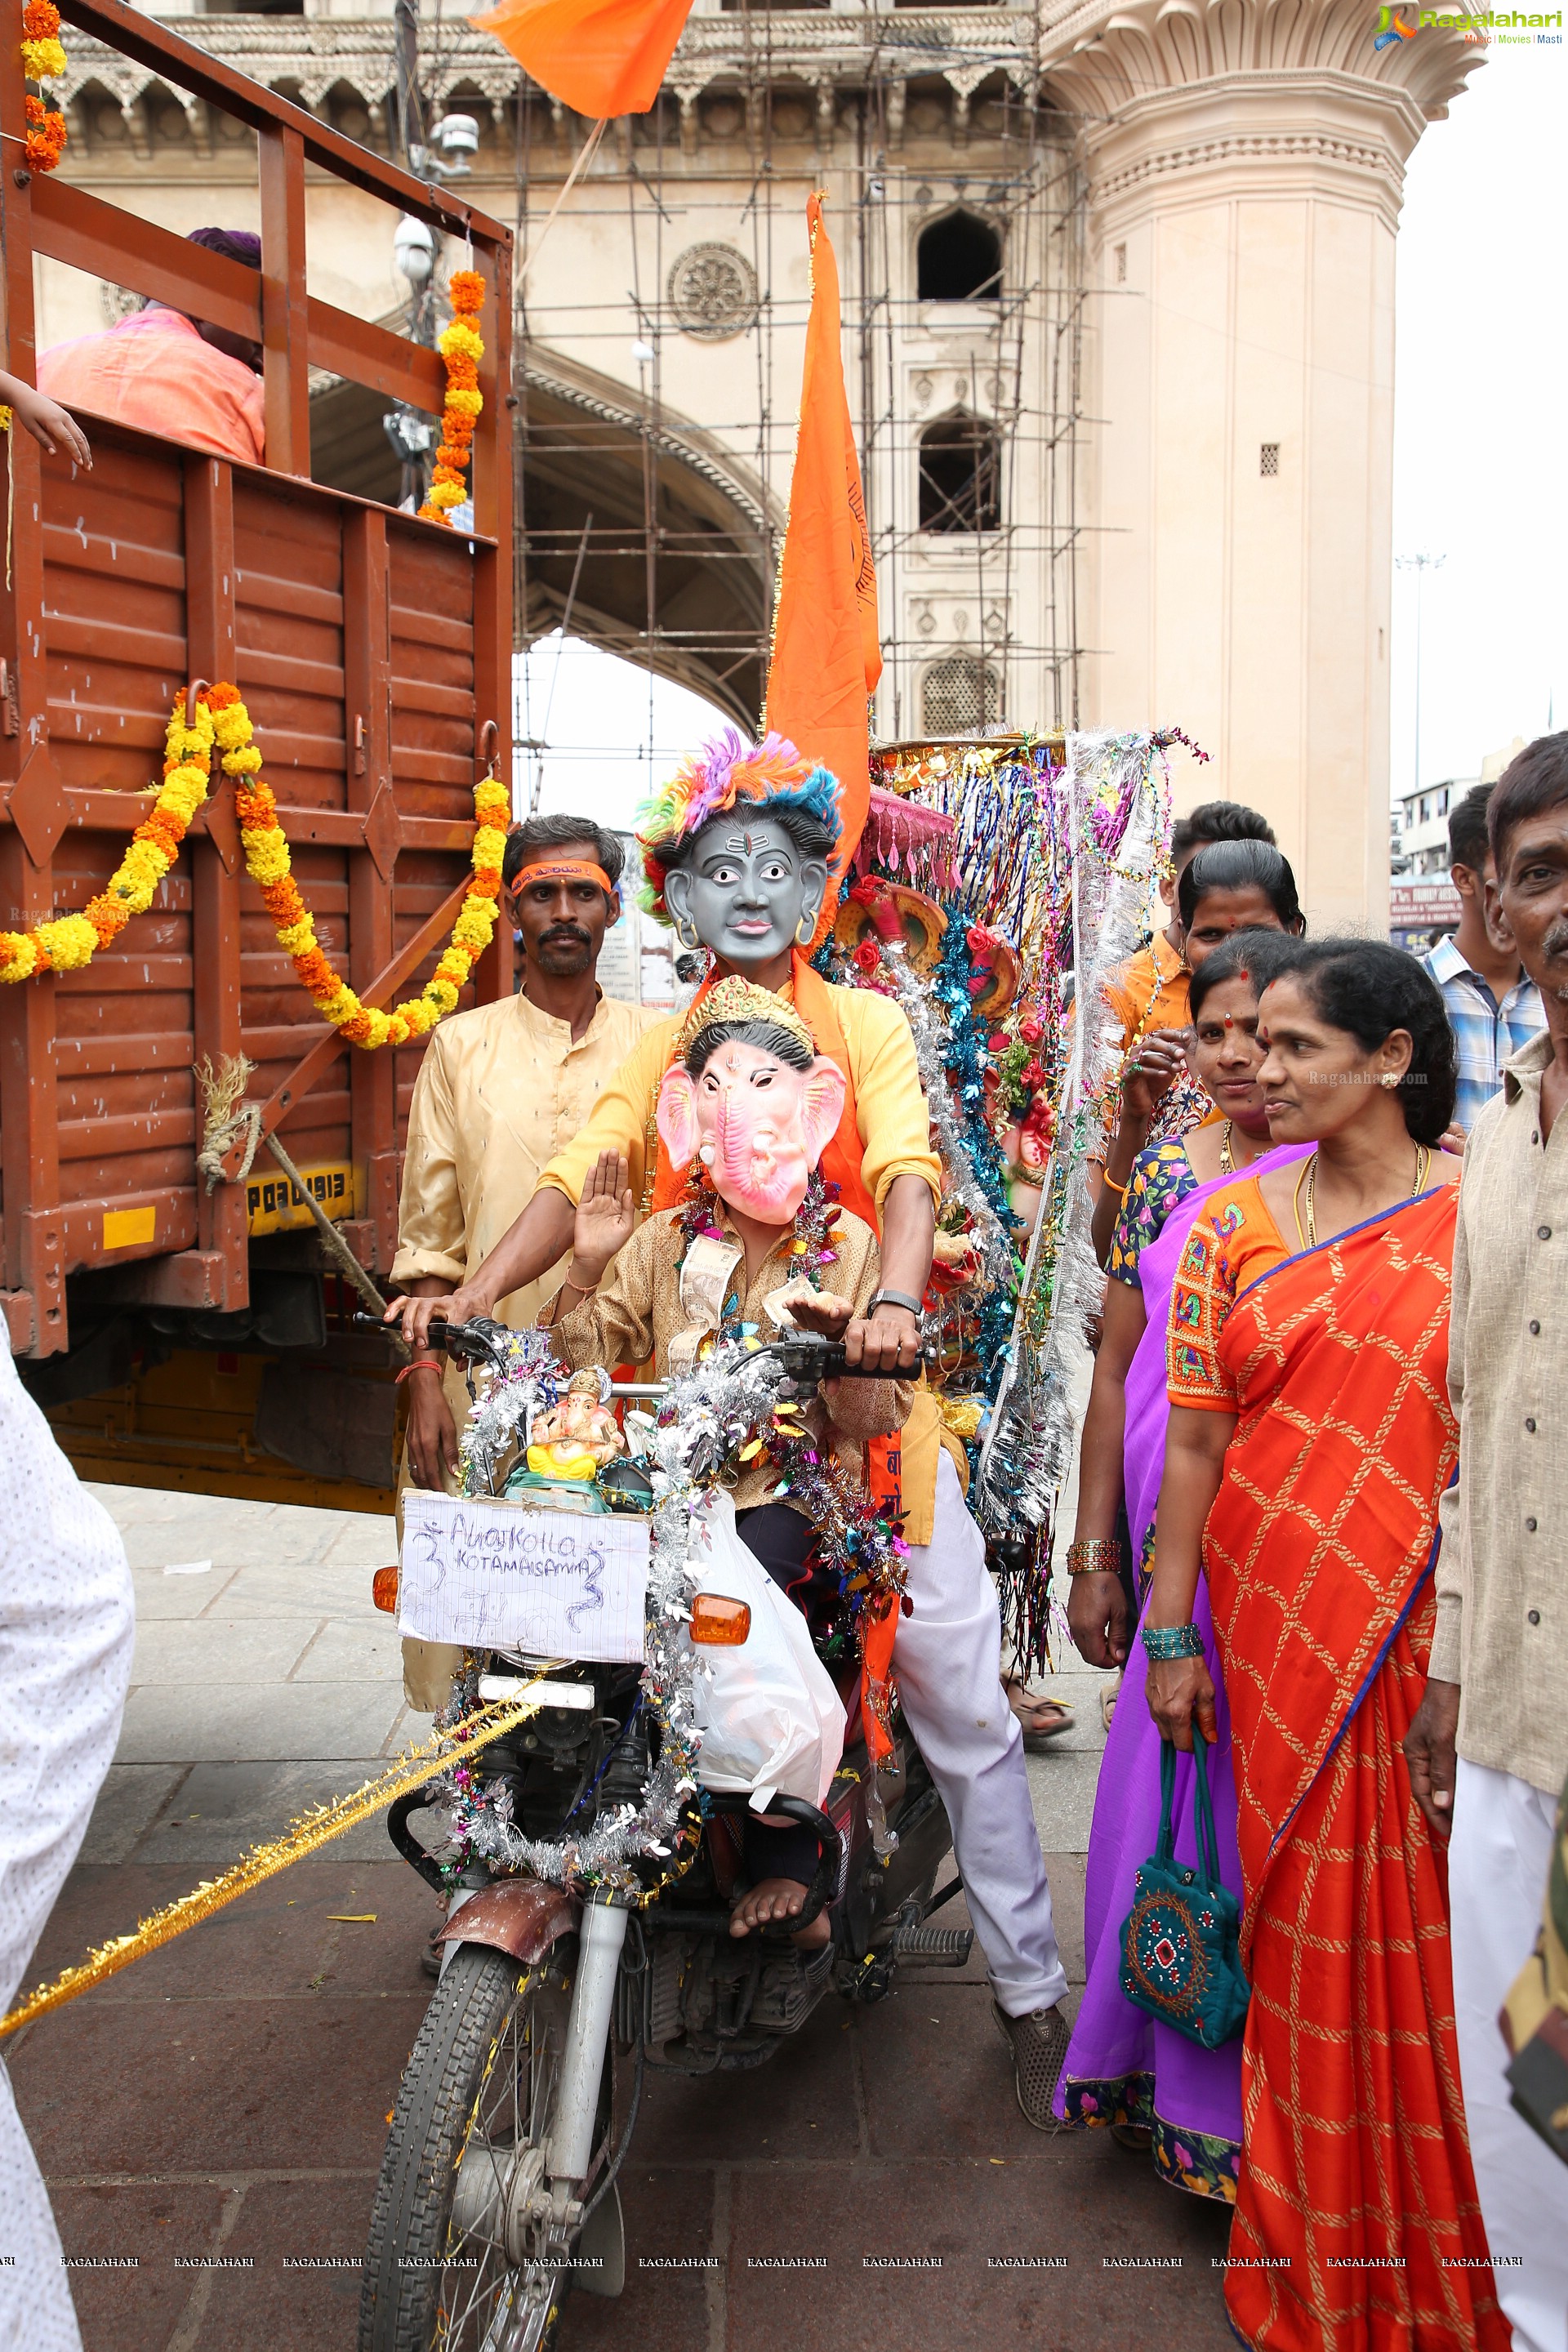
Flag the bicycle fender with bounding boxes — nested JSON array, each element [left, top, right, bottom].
[[433, 1878, 582, 1964]]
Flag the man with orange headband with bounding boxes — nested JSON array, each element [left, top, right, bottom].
[[390, 813, 660, 1708], [388, 735, 1072, 2124]]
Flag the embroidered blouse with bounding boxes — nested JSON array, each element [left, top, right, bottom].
[[1165, 1175, 1290, 1412]]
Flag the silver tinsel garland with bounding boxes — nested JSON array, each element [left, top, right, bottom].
[[434, 1338, 788, 1892], [974, 729, 1170, 1535]]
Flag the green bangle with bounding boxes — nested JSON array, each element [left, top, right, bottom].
[[1141, 1623, 1204, 1662]]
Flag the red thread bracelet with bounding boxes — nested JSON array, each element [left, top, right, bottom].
[[396, 1356, 443, 1385]]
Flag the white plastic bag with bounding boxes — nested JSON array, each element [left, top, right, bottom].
[[686, 1491, 845, 1811]]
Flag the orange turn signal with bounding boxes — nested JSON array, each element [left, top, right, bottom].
[[372, 1566, 399, 1615], [690, 1593, 751, 1646]]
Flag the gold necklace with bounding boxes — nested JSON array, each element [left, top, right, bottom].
[[1218, 1118, 1235, 1175], [1293, 1143, 1432, 1252]]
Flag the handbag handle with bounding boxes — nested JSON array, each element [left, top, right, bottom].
[[1157, 1729, 1223, 1886]]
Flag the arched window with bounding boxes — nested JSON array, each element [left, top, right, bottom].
[[918, 411, 1000, 533], [922, 656, 1004, 736], [916, 210, 1002, 302]]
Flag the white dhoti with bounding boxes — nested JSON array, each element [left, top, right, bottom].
[[0, 1349, 135, 2352], [1450, 1755, 1568, 2352], [891, 1450, 1067, 2017]]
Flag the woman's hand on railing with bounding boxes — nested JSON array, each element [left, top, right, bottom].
[[1145, 1653, 1218, 1752]]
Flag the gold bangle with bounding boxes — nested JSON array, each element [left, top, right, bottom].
[[1101, 1173, 1127, 1199], [1067, 1539, 1123, 1577]]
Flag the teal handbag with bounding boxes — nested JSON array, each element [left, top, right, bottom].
[[1119, 1732, 1250, 2049]]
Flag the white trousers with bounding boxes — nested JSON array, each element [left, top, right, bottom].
[[891, 1452, 1067, 2018], [1450, 1756, 1568, 2352]]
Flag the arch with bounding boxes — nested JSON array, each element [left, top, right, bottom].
[[921, 655, 1004, 735], [918, 408, 1000, 534], [916, 208, 1002, 302]]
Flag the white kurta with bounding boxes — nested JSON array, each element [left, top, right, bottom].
[[0, 1344, 134, 2352]]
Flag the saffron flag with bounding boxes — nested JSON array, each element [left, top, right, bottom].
[[469, 0, 693, 118], [764, 194, 881, 908]]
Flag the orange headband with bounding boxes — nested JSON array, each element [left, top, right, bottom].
[[513, 858, 615, 895]]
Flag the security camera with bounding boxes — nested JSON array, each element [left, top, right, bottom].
[[394, 212, 435, 287], [433, 113, 479, 164], [384, 407, 434, 462]]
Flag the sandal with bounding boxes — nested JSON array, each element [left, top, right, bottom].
[[1005, 1681, 1075, 1750]]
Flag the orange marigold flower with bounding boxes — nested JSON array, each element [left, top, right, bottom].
[[203, 682, 241, 711], [448, 270, 485, 312], [23, 2, 61, 38]]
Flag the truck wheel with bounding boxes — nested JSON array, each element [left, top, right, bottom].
[[359, 1939, 588, 2352]]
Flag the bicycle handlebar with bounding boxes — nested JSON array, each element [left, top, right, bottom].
[[353, 1311, 926, 1383]]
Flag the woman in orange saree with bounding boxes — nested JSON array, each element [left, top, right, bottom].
[[1145, 939, 1508, 2351]]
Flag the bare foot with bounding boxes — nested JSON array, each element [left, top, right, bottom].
[[728, 1877, 831, 1948]]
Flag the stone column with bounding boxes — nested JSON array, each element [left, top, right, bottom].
[[1049, 2, 1479, 929]]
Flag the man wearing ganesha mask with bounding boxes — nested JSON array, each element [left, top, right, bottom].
[[388, 733, 1071, 2125]]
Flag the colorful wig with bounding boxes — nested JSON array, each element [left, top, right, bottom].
[[635, 729, 843, 923]]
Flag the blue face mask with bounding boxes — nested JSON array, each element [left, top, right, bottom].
[[665, 817, 827, 969]]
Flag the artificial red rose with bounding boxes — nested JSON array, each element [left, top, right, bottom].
[[1018, 1013, 1043, 1045], [1021, 1060, 1045, 1092], [848, 875, 882, 907], [966, 923, 998, 956], [853, 939, 882, 976]]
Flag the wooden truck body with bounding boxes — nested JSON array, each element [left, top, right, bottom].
[[0, 0, 513, 1507]]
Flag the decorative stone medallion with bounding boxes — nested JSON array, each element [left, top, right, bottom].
[[666, 243, 760, 342]]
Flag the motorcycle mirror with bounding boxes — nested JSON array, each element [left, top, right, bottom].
[[689, 1594, 751, 1646]]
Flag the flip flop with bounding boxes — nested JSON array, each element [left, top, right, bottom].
[[1006, 1684, 1076, 1749]]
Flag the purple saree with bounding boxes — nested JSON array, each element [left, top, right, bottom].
[[1052, 1142, 1310, 2200]]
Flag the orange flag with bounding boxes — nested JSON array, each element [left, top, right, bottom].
[[764, 194, 881, 905], [469, 0, 693, 118]]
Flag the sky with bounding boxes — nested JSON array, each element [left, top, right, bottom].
[[521, 47, 1568, 832], [1389, 41, 1568, 804]]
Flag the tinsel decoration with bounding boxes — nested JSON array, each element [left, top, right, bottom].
[[0, 1696, 546, 2040], [434, 1339, 786, 1893], [974, 729, 1170, 1539], [456, 1321, 564, 1494]]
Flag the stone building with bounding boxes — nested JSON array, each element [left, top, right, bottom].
[[39, 0, 1479, 926]]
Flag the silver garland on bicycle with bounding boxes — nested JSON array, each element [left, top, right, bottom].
[[435, 1338, 787, 1893]]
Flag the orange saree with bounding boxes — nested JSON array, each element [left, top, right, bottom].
[[1176, 1182, 1506, 2350]]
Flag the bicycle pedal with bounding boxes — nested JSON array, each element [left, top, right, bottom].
[[892, 1923, 974, 1966]]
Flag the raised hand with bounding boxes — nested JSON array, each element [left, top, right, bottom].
[[1120, 1026, 1190, 1122], [569, 1150, 635, 1285]]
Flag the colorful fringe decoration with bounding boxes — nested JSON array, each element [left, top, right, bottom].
[[635, 728, 843, 921]]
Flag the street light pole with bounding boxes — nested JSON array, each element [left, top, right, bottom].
[[1395, 550, 1446, 812]]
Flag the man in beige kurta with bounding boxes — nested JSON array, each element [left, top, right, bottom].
[[390, 813, 660, 1705]]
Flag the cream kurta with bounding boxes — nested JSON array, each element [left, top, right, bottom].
[[390, 987, 661, 1330]]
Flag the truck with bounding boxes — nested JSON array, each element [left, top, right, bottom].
[[1, 0, 514, 1509]]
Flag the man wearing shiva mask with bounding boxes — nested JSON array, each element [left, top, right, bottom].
[[388, 732, 1071, 2125]]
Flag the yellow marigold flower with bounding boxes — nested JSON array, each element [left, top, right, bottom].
[[445, 387, 483, 419], [245, 835, 292, 884], [470, 826, 507, 872], [22, 35, 69, 78], [211, 703, 253, 749], [425, 978, 461, 1016], [163, 762, 209, 800], [0, 933, 38, 982], [35, 915, 100, 970], [439, 318, 484, 363], [223, 745, 264, 776], [277, 918, 316, 955], [426, 479, 466, 510], [474, 782, 510, 820]]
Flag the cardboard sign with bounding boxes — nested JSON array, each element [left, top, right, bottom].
[[399, 1489, 649, 1663]]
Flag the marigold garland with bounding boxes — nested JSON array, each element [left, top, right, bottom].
[[21, 0, 68, 174], [0, 697, 214, 982], [227, 682, 508, 1046], [417, 268, 484, 525], [0, 684, 507, 1049]]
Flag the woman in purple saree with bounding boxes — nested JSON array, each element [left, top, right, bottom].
[[1054, 931, 1308, 2200]]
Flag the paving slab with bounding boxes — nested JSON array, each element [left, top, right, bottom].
[[115, 1682, 406, 1765], [127, 1565, 244, 1623], [77, 1764, 189, 1866], [129, 1616, 322, 1686], [290, 1617, 406, 1682], [127, 1761, 414, 1865]]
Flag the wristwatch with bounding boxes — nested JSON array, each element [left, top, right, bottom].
[[865, 1288, 923, 1321]]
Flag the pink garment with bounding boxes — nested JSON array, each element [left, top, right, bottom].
[[38, 305, 264, 465]]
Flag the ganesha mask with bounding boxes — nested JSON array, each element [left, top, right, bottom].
[[656, 1037, 845, 1223]]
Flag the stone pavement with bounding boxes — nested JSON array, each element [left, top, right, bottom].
[[8, 1483, 1240, 2352]]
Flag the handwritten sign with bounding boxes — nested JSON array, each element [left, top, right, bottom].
[[399, 1490, 649, 1663]]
